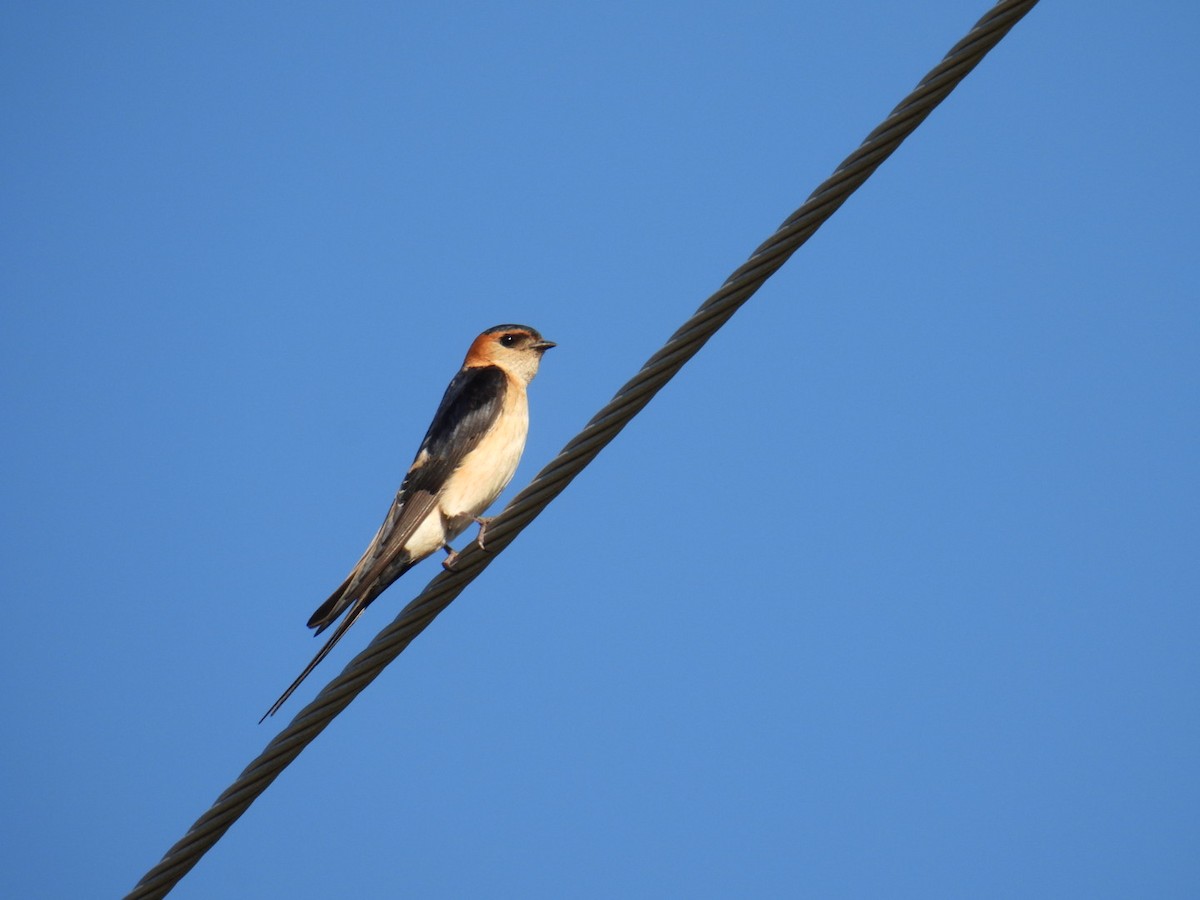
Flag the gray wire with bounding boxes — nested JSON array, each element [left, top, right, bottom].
[[127, 2, 1039, 895]]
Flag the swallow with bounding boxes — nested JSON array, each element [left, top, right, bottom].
[[261, 324, 555, 721]]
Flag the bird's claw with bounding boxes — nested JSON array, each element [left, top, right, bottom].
[[441, 518, 495, 572], [474, 516, 495, 553]]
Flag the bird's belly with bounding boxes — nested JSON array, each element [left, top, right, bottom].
[[404, 508, 451, 560]]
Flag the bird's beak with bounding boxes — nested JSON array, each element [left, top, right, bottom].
[[532, 339, 557, 351]]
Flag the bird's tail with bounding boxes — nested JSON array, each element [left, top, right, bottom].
[[307, 573, 355, 634], [259, 600, 370, 723], [260, 558, 416, 722]]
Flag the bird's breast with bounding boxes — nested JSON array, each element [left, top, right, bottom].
[[437, 387, 529, 529]]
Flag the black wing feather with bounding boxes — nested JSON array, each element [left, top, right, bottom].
[[322, 364, 507, 612], [315, 364, 508, 625], [402, 364, 508, 499], [262, 365, 510, 720]]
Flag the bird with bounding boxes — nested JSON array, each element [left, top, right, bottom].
[[261, 324, 555, 721]]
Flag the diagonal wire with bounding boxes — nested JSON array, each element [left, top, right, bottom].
[[127, 1, 1039, 896]]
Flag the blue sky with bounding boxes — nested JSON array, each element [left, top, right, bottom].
[[3, 2, 1198, 897]]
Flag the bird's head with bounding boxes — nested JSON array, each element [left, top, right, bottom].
[[465, 324, 556, 383]]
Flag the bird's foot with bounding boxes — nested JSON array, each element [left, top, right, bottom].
[[441, 543, 461, 571], [474, 516, 495, 553]]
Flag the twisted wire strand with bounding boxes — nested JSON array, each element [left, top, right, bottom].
[[128, 2, 1038, 895]]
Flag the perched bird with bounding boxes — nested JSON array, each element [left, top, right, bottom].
[[261, 324, 555, 721]]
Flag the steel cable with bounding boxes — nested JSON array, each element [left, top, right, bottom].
[[127, 1, 1039, 895]]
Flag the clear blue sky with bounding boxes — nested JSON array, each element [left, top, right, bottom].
[[3, 3, 1197, 897]]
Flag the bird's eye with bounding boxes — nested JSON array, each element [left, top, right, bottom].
[[499, 333, 520, 347]]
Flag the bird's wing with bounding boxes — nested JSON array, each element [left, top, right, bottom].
[[307, 364, 509, 631], [262, 366, 511, 721]]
